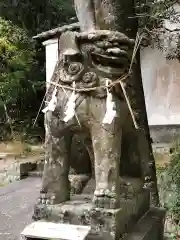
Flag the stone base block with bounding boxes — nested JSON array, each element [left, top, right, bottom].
[[33, 189, 149, 240], [122, 207, 166, 240], [23, 207, 165, 240]]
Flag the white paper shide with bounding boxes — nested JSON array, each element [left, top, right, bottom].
[[102, 80, 116, 124]]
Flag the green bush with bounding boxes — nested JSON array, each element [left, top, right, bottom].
[[166, 142, 180, 222], [0, 17, 35, 104], [157, 141, 180, 223], [0, 17, 45, 140]]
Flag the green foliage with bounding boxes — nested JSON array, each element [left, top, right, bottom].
[[0, 18, 44, 140], [166, 142, 180, 221], [157, 141, 180, 237], [0, 18, 34, 105], [136, 0, 177, 29], [0, 1, 75, 140], [0, 0, 75, 35]]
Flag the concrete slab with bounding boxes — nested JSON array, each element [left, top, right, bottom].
[[21, 221, 91, 240]]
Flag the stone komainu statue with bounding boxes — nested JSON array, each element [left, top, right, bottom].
[[30, 1, 164, 239], [36, 0, 159, 210]]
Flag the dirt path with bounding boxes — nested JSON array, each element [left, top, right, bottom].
[[0, 177, 41, 240]]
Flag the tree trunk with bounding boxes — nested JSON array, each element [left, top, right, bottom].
[[120, 0, 160, 206], [100, 0, 160, 206]]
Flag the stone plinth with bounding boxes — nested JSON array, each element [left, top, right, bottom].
[[33, 179, 150, 240], [32, 204, 165, 240]]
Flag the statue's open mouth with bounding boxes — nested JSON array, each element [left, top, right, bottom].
[[91, 52, 129, 76]]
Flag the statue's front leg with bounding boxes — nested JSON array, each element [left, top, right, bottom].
[[90, 97, 123, 209], [39, 112, 71, 205]]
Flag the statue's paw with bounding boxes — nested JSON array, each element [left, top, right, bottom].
[[93, 188, 118, 209], [94, 188, 116, 198], [94, 188, 106, 197], [37, 192, 55, 205]]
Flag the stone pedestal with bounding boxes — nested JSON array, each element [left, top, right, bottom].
[[33, 196, 165, 240], [32, 177, 165, 240]]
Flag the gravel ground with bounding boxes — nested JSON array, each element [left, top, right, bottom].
[[0, 177, 41, 240]]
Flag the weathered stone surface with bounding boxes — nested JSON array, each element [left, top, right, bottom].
[[38, 27, 134, 209], [70, 134, 92, 175], [122, 208, 165, 240], [33, 191, 149, 240], [33, 177, 150, 240]]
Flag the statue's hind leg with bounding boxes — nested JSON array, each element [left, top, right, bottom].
[[39, 112, 71, 205]]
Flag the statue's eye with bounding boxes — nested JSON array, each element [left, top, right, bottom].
[[67, 62, 83, 76]]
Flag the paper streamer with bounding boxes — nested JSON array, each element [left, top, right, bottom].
[[102, 80, 116, 124], [63, 82, 76, 122], [42, 88, 57, 113]]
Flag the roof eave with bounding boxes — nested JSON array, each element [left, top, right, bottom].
[[33, 22, 80, 41]]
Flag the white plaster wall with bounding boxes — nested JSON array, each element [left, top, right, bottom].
[[43, 39, 59, 83], [141, 47, 180, 125]]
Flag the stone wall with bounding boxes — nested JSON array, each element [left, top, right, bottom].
[[150, 125, 180, 143], [0, 159, 37, 185], [141, 47, 180, 126]]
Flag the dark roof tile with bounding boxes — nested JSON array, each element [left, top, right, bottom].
[[33, 22, 80, 41]]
